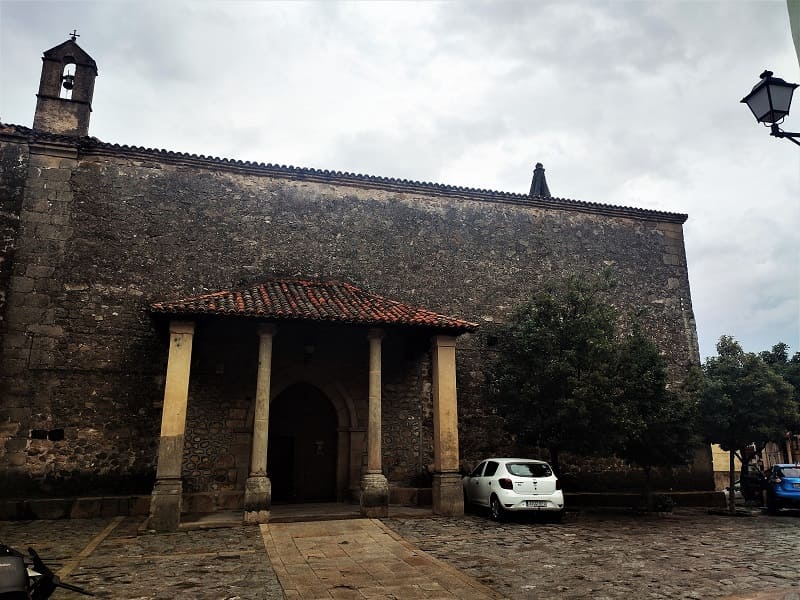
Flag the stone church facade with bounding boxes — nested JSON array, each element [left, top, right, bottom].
[[0, 39, 709, 530]]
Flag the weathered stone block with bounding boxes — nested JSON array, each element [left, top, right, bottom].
[[5, 438, 27, 453], [24, 265, 54, 278], [432, 472, 463, 516], [360, 473, 389, 517], [26, 324, 64, 336], [210, 492, 238, 510], [149, 478, 182, 532], [0, 500, 25, 520], [130, 495, 151, 515], [11, 276, 34, 293], [185, 493, 215, 514], [244, 475, 271, 513], [70, 496, 103, 518], [28, 498, 72, 520], [0, 423, 20, 437]]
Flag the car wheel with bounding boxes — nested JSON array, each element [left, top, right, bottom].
[[490, 495, 504, 522], [767, 493, 780, 515], [547, 510, 564, 523]]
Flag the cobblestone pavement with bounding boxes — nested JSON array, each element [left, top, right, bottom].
[[383, 508, 800, 600], [2, 508, 800, 599], [0, 516, 284, 599]]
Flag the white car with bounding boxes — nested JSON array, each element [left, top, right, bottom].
[[462, 458, 564, 521]]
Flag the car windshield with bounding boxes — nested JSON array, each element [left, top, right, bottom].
[[778, 468, 800, 478], [507, 462, 552, 477]]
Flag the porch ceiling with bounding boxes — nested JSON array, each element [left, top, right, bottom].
[[150, 279, 479, 333]]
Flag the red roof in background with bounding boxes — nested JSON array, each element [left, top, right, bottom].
[[151, 279, 479, 333]]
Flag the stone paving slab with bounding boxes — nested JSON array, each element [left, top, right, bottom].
[[261, 518, 502, 599]]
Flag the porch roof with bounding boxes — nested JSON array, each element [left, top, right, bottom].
[[151, 279, 479, 333]]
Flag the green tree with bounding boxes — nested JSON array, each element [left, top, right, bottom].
[[700, 336, 798, 513], [491, 275, 620, 474], [613, 328, 700, 506], [759, 342, 800, 402]]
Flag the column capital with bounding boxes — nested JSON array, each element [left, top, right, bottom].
[[169, 320, 195, 335], [257, 323, 277, 337], [432, 334, 457, 348], [367, 328, 384, 341]]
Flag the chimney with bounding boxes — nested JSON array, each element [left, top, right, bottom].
[[529, 162, 551, 197]]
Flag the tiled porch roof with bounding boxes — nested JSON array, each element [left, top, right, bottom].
[[151, 279, 479, 333]]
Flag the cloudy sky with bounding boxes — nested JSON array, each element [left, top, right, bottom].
[[1, 1, 798, 360]]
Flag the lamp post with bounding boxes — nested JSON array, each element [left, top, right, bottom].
[[741, 70, 800, 147]]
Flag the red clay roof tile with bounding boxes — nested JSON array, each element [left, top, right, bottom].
[[151, 279, 479, 333]]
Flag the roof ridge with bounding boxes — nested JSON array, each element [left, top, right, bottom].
[[0, 122, 688, 223]]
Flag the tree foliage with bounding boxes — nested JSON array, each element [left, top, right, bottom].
[[614, 329, 700, 472], [491, 275, 618, 473], [491, 274, 699, 477], [700, 336, 798, 513], [701, 336, 797, 453], [759, 342, 800, 404]]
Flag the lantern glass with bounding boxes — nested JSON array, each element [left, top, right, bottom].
[[768, 83, 795, 121], [743, 84, 771, 122]]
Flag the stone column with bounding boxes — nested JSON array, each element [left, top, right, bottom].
[[360, 328, 389, 517], [244, 323, 276, 524], [431, 334, 464, 516], [149, 320, 195, 532]]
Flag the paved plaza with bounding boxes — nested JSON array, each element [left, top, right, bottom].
[[1, 508, 800, 599], [388, 509, 800, 600]]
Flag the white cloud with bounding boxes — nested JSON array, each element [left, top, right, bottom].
[[1, 0, 798, 359]]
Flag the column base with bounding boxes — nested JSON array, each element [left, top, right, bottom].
[[243, 475, 271, 524], [432, 471, 464, 516], [360, 473, 389, 517], [243, 510, 271, 524], [149, 478, 183, 532]]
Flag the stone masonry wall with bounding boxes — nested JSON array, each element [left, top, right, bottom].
[[0, 138, 29, 474], [380, 337, 434, 486], [0, 138, 705, 495], [0, 139, 28, 336]]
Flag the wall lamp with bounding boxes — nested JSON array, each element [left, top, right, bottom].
[[742, 70, 800, 147]]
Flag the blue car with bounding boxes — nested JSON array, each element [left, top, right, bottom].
[[765, 464, 800, 513]]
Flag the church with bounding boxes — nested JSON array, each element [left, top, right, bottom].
[[0, 38, 710, 531]]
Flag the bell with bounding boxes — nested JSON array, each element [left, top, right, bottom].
[[62, 74, 75, 90]]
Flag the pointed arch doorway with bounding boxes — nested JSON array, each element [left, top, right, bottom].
[[268, 383, 338, 503]]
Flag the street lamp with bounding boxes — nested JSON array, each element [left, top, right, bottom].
[[741, 70, 800, 147]]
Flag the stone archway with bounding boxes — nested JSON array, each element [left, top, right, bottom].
[[268, 383, 338, 503]]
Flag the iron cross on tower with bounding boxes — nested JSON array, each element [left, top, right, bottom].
[[69, 29, 79, 41]]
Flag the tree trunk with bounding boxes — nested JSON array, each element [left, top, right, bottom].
[[550, 448, 561, 477], [644, 466, 654, 511], [728, 450, 736, 514]]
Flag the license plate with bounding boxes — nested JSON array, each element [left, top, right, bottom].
[[525, 500, 547, 507], [793, 483, 800, 489]]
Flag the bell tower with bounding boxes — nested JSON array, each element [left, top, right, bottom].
[[32, 32, 98, 137]]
